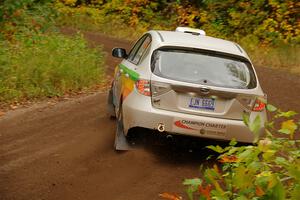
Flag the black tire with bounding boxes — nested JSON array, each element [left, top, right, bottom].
[[107, 88, 116, 119], [114, 103, 130, 150]]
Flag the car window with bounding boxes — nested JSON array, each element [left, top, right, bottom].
[[152, 49, 257, 89], [127, 35, 151, 64]]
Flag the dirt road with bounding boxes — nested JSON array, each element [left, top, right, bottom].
[[1, 28, 300, 200]]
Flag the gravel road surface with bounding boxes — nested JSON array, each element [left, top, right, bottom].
[[1, 28, 299, 200]]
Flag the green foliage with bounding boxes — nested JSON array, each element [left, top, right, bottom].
[[0, 1, 105, 104], [0, 0, 56, 39], [55, 0, 300, 45], [0, 33, 104, 102], [54, 0, 300, 74], [54, 0, 177, 40], [183, 106, 300, 200]]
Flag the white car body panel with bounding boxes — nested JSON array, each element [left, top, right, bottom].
[[111, 29, 267, 143]]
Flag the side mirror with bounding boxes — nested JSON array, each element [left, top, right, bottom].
[[112, 48, 127, 58]]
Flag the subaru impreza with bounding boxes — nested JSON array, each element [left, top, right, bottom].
[[107, 27, 267, 150]]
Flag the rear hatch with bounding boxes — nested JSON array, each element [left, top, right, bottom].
[[150, 47, 263, 120]]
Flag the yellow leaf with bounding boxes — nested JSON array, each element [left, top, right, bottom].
[[159, 193, 182, 200], [281, 120, 297, 134]]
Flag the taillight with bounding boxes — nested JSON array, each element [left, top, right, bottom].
[[252, 98, 266, 112], [135, 79, 151, 96], [151, 81, 171, 97]]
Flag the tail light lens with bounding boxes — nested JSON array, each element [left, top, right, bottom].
[[151, 81, 171, 97], [252, 98, 266, 112], [135, 79, 151, 96], [237, 95, 266, 112]]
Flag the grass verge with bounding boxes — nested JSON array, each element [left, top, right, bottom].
[[0, 33, 105, 104], [0, 2, 106, 106]]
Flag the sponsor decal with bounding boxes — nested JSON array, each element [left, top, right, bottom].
[[118, 64, 140, 100], [174, 120, 227, 132], [174, 120, 195, 130], [119, 64, 140, 82]]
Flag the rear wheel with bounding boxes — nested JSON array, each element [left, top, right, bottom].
[[107, 87, 116, 119], [114, 103, 131, 150]]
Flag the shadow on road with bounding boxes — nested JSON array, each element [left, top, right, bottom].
[[124, 128, 232, 166]]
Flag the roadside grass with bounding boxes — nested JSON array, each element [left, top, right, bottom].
[[54, 3, 300, 75], [0, 33, 105, 104], [0, 2, 106, 106], [245, 45, 300, 73]]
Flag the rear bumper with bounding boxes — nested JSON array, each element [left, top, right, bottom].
[[122, 91, 266, 143]]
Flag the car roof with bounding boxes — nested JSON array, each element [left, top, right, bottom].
[[150, 30, 248, 59]]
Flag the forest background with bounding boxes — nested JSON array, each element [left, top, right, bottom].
[[0, 0, 299, 103]]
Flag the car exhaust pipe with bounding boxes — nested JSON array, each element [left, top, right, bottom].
[[157, 123, 165, 132], [166, 134, 173, 140]]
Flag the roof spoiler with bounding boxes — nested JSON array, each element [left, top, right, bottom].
[[175, 27, 206, 36]]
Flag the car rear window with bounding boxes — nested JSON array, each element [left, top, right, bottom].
[[151, 48, 257, 89]]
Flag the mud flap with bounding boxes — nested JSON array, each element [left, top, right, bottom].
[[107, 89, 116, 118], [114, 119, 131, 150]]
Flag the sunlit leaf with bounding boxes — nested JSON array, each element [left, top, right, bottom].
[[262, 150, 276, 161], [243, 112, 250, 126], [278, 111, 297, 118], [206, 155, 214, 160], [206, 145, 225, 153], [249, 115, 261, 143], [186, 186, 195, 200], [238, 149, 253, 161], [183, 178, 202, 186], [278, 128, 291, 134], [232, 166, 249, 189], [280, 120, 298, 135], [159, 193, 182, 200], [227, 146, 239, 155], [229, 139, 237, 146], [267, 104, 277, 112]]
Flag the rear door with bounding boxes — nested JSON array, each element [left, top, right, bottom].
[[114, 34, 151, 109], [150, 48, 261, 120]]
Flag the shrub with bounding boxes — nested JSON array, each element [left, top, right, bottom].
[[183, 105, 300, 200], [0, 33, 104, 103], [0, 1, 105, 104], [53, 1, 300, 74]]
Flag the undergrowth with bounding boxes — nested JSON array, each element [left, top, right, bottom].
[[0, 33, 104, 103], [0, 1, 105, 105], [54, 1, 300, 74], [181, 105, 300, 200]]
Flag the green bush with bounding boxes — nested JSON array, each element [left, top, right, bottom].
[[54, 0, 300, 74], [0, 1, 105, 104], [0, 33, 104, 102], [183, 105, 300, 200]]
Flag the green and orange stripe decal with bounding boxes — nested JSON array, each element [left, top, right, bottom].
[[119, 64, 140, 82], [118, 64, 140, 99]]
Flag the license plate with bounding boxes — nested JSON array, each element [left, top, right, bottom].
[[188, 97, 215, 110]]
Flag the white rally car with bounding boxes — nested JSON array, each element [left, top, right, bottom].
[[108, 27, 267, 150]]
